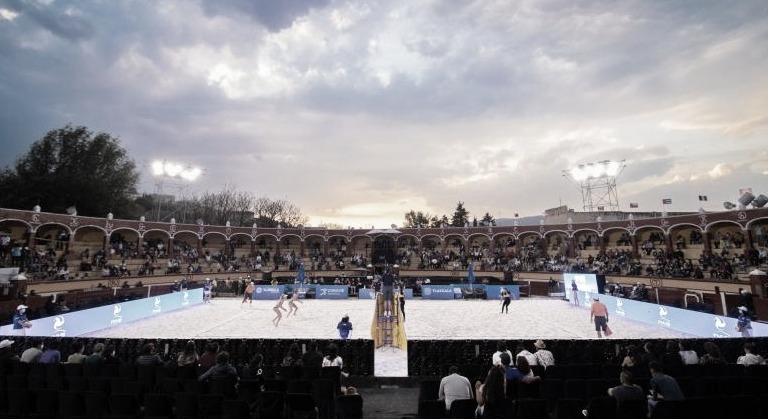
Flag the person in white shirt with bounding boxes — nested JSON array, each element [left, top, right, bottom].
[[491, 341, 513, 366], [737, 342, 766, 366], [533, 339, 555, 368], [516, 345, 537, 366], [678, 340, 699, 365], [438, 365, 474, 411]]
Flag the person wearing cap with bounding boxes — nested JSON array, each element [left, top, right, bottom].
[[533, 339, 555, 368], [0, 339, 19, 362], [12, 304, 31, 336], [590, 296, 609, 338], [736, 306, 753, 337]]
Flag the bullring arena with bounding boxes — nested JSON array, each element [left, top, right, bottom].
[[2, 206, 768, 418]]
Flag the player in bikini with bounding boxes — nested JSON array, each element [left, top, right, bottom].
[[286, 290, 303, 317], [273, 294, 288, 326]]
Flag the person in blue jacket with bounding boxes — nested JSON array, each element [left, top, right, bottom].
[[337, 315, 353, 340]]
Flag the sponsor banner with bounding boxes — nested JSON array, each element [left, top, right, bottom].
[[0, 289, 203, 337], [485, 285, 521, 300], [358, 288, 414, 299], [316, 285, 349, 299], [253, 285, 285, 300], [421, 284, 458, 300], [591, 293, 768, 338]]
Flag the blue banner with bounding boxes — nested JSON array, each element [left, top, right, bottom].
[[0, 289, 203, 337], [315, 285, 349, 299], [421, 284, 460, 300], [253, 285, 286, 300], [358, 288, 413, 299]]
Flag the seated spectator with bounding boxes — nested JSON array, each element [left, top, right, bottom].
[[516, 345, 537, 366], [699, 341, 726, 365], [491, 341, 513, 366], [176, 340, 200, 367], [199, 342, 220, 369], [20, 339, 44, 363], [499, 353, 539, 383], [199, 351, 239, 382], [39, 340, 61, 364], [677, 341, 699, 365], [475, 365, 507, 419], [322, 343, 349, 379], [66, 341, 87, 364], [737, 342, 766, 366], [532, 339, 555, 367], [647, 361, 685, 416], [438, 365, 474, 411], [0, 339, 19, 362], [135, 343, 164, 366], [85, 343, 106, 364], [282, 342, 303, 367], [607, 371, 645, 408]]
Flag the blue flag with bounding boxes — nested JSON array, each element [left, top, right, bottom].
[[297, 264, 305, 286], [467, 263, 475, 290]]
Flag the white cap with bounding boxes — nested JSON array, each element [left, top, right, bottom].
[[0, 339, 14, 349], [17, 304, 28, 311]]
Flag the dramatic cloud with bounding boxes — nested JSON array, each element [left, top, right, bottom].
[[0, 0, 766, 227]]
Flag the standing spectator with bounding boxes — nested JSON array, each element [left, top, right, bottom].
[[532, 340, 555, 368], [177, 340, 200, 366], [12, 304, 31, 336], [337, 315, 353, 340], [589, 296, 609, 338], [438, 365, 474, 411], [678, 341, 699, 365], [39, 340, 62, 364], [571, 279, 580, 306], [199, 342, 220, 369], [135, 343, 164, 366], [20, 339, 44, 363], [199, 351, 239, 382], [66, 341, 87, 363], [737, 342, 766, 366], [736, 306, 753, 337], [647, 361, 684, 416]]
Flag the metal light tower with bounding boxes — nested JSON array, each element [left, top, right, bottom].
[[563, 160, 625, 212], [151, 160, 202, 222]]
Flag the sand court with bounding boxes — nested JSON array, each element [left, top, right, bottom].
[[83, 296, 695, 377]]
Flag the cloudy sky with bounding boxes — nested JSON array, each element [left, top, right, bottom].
[[1, 0, 767, 228]]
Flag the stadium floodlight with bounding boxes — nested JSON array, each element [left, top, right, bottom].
[[563, 159, 626, 212], [752, 194, 768, 208], [151, 160, 203, 222]]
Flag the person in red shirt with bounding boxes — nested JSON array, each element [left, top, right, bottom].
[[590, 296, 609, 338]]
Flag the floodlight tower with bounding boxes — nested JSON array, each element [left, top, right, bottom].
[[151, 160, 202, 222], [563, 160, 625, 212]]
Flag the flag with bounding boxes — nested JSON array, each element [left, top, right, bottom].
[[629, 202, 639, 208], [297, 264, 305, 286], [662, 199, 672, 205], [698, 195, 708, 202], [467, 263, 475, 290]]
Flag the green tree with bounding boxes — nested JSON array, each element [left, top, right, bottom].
[[403, 210, 437, 228], [450, 202, 470, 227], [0, 124, 139, 217], [480, 212, 496, 226]]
